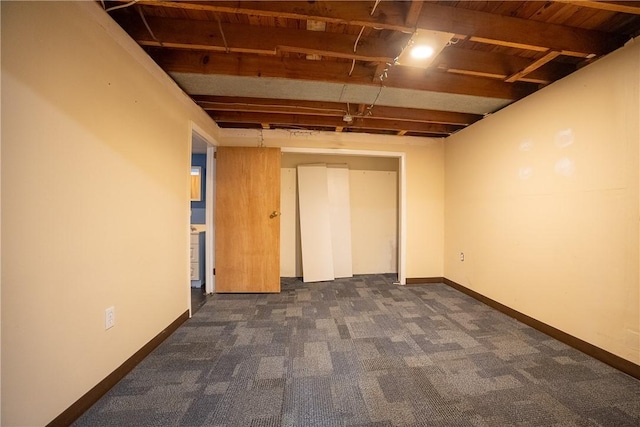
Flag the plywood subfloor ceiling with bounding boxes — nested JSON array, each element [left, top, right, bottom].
[[104, 1, 640, 138]]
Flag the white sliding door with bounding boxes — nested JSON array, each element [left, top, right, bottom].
[[297, 164, 335, 282], [327, 164, 353, 278]]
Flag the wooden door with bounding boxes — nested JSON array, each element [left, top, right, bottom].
[[215, 146, 281, 293]]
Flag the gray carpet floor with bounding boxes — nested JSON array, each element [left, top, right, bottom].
[[74, 274, 640, 426]]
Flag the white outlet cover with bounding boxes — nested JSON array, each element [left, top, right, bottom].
[[105, 306, 115, 330]]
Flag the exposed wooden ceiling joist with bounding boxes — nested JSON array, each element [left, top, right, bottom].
[[127, 0, 623, 55], [207, 111, 461, 135], [192, 95, 483, 126], [414, 2, 622, 56], [404, 0, 424, 27], [122, 16, 404, 62], [152, 50, 537, 100], [102, 1, 640, 138]]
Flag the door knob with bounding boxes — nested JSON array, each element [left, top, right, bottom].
[[270, 211, 280, 218]]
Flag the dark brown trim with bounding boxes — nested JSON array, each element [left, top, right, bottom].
[[47, 310, 190, 427], [405, 277, 445, 285], [442, 278, 640, 380]]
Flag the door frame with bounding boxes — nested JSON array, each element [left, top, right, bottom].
[[189, 123, 218, 316], [281, 147, 407, 285], [205, 144, 216, 294]]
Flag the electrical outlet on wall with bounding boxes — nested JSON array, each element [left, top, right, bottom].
[[460, 252, 465, 261], [105, 306, 115, 330]]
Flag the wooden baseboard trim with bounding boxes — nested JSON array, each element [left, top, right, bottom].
[[442, 278, 640, 380], [47, 310, 190, 427], [405, 277, 445, 285]]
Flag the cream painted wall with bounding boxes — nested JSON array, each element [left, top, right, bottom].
[[1, 2, 219, 425], [445, 39, 640, 364], [280, 154, 398, 277], [221, 131, 445, 279]]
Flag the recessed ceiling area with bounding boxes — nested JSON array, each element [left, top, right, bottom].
[[103, 0, 640, 138]]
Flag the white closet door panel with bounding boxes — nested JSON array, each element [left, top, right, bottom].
[[327, 164, 353, 278], [280, 168, 299, 277], [297, 164, 335, 282]]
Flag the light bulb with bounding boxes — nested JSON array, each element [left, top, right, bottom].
[[410, 45, 434, 59]]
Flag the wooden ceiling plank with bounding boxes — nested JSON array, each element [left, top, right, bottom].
[[152, 50, 536, 101], [124, 16, 399, 62], [386, 65, 536, 100], [435, 46, 574, 83], [505, 50, 563, 83], [447, 69, 509, 80], [555, 1, 640, 15], [128, 1, 409, 31], [416, 3, 622, 55], [115, 0, 621, 55], [468, 36, 550, 53]]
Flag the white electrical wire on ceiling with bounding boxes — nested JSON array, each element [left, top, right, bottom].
[[104, 0, 140, 13], [371, 0, 382, 16], [215, 14, 230, 53], [349, 0, 381, 77], [137, 6, 163, 47], [349, 26, 366, 76]]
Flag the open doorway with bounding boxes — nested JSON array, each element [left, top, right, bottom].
[[189, 125, 217, 315], [281, 147, 406, 284]]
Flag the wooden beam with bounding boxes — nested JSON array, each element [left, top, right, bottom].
[[123, 16, 400, 62], [152, 50, 537, 101], [114, 1, 622, 55], [193, 96, 347, 117], [152, 49, 374, 82], [365, 105, 482, 126], [505, 51, 562, 83], [207, 111, 460, 134], [405, 0, 424, 27], [192, 95, 483, 125]]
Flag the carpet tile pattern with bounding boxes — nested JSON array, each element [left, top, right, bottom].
[[74, 275, 640, 426]]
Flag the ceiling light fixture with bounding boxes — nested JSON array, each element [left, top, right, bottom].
[[396, 30, 455, 68]]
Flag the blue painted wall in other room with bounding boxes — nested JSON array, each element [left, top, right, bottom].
[[191, 154, 206, 224]]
